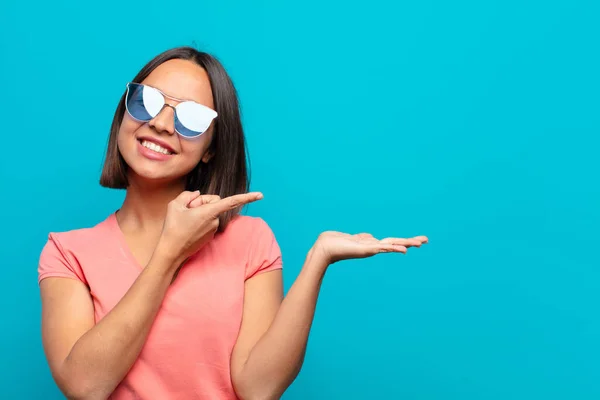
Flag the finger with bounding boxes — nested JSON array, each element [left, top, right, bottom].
[[188, 195, 221, 208], [412, 235, 429, 244], [174, 190, 201, 206], [381, 238, 423, 247], [204, 192, 264, 216], [411, 236, 429, 244], [377, 243, 407, 254], [188, 196, 203, 208]]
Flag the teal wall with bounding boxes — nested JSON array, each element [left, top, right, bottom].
[[1, 0, 599, 398]]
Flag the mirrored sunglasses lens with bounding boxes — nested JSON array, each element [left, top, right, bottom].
[[175, 117, 202, 138], [126, 84, 163, 121], [175, 102, 215, 138]]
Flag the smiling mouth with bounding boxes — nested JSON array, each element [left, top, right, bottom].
[[138, 139, 174, 155]]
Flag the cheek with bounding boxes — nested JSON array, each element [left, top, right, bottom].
[[117, 118, 141, 145], [119, 116, 142, 137], [180, 135, 212, 161]]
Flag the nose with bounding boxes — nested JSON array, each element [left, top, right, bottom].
[[148, 104, 176, 135]]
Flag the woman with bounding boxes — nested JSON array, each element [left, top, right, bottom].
[[38, 46, 428, 400]]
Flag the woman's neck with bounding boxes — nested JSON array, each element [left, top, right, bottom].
[[117, 178, 187, 233]]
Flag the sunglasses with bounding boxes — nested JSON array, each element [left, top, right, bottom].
[[125, 82, 217, 139]]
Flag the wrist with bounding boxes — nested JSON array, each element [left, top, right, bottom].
[[152, 239, 186, 273], [305, 245, 331, 275]]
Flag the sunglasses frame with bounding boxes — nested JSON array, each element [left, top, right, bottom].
[[124, 82, 218, 139]]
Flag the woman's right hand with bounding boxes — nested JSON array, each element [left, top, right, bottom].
[[157, 190, 264, 266]]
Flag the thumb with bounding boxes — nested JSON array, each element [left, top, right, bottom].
[[173, 190, 201, 207], [188, 194, 221, 209]]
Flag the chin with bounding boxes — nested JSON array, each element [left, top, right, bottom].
[[118, 136, 201, 186], [128, 159, 197, 187], [129, 159, 178, 178]]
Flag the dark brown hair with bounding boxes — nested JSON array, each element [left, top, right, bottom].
[[100, 46, 250, 231]]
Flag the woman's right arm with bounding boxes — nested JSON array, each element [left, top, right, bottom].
[[40, 243, 181, 400], [40, 191, 263, 400]]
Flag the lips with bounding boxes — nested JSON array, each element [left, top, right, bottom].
[[137, 136, 177, 154]]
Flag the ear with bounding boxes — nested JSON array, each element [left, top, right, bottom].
[[201, 149, 214, 164]]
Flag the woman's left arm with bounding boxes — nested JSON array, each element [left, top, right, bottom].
[[230, 232, 428, 400]]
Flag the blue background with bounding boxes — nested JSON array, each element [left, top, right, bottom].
[[1, 0, 599, 398]]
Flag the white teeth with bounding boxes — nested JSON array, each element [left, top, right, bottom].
[[141, 140, 172, 155]]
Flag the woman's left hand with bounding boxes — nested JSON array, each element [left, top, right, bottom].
[[309, 231, 428, 266]]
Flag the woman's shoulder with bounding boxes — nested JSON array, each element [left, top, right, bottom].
[[223, 214, 275, 238], [44, 213, 116, 251], [221, 215, 282, 278], [216, 214, 280, 255], [38, 213, 117, 285]]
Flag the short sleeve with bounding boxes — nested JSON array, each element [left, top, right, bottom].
[[38, 233, 87, 285], [245, 219, 283, 280]]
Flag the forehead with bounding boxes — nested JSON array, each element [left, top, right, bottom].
[[141, 59, 214, 108]]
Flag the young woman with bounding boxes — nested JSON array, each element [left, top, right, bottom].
[[38, 46, 428, 400]]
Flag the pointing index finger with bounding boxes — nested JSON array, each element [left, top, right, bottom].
[[206, 192, 264, 216]]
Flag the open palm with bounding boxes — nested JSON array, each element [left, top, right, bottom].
[[313, 231, 428, 264]]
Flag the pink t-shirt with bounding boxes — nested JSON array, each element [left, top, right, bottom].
[[38, 213, 283, 399]]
